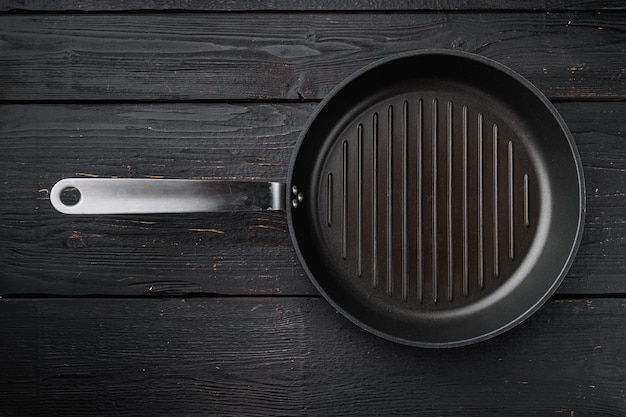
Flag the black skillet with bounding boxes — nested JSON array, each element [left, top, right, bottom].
[[50, 50, 585, 347]]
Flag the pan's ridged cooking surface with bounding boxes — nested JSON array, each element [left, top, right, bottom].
[[317, 93, 539, 310]]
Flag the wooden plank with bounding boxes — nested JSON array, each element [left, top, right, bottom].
[[1, 0, 624, 12], [0, 13, 624, 101], [0, 102, 624, 296], [0, 297, 624, 416], [559, 102, 626, 295]]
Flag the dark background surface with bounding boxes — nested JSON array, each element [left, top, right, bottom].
[[1, 1, 625, 415]]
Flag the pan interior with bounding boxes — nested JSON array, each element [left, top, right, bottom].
[[288, 52, 583, 347]]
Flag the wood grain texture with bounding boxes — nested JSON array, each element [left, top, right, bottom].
[[559, 102, 626, 295], [0, 13, 624, 101], [0, 297, 624, 416], [1, 102, 624, 296], [2, 0, 625, 11]]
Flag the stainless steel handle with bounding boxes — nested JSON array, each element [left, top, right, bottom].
[[50, 178, 286, 214]]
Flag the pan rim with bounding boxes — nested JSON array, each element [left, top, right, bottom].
[[287, 49, 586, 348]]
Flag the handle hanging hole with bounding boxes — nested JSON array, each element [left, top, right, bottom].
[[60, 187, 81, 206]]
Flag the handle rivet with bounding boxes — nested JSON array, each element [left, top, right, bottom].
[[291, 185, 299, 195], [297, 192, 304, 202], [291, 199, 299, 208]]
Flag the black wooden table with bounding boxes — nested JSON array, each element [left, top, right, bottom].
[[1, 2, 625, 415]]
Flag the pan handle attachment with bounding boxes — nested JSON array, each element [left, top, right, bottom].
[[50, 178, 286, 215]]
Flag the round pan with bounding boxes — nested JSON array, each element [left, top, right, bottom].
[[50, 50, 585, 347], [288, 50, 584, 347]]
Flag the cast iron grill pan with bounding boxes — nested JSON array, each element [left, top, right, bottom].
[[51, 51, 585, 347]]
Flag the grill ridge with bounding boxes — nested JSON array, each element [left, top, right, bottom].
[[508, 140, 515, 261], [432, 98, 439, 304], [478, 112, 484, 289], [387, 105, 394, 297], [447, 100, 454, 302], [372, 112, 379, 289], [402, 101, 409, 302], [462, 104, 469, 297], [357, 124, 363, 277], [416, 98, 424, 304]]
